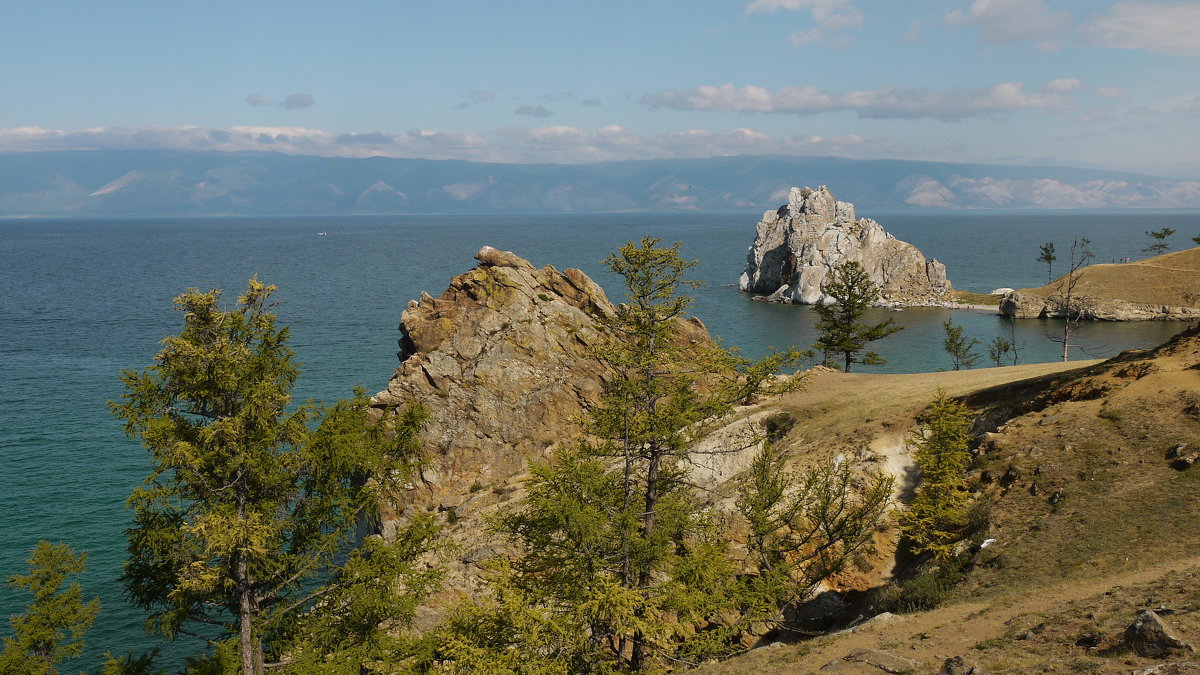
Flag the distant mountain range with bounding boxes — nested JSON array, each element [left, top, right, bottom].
[[1, 150, 1198, 216]]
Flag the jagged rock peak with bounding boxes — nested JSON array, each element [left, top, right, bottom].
[[739, 185, 953, 305], [373, 247, 621, 492]]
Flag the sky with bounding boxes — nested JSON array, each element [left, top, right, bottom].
[[2, 0, 1198, 176]]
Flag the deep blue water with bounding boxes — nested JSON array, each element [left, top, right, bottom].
[[1, 210, 1196, 668]]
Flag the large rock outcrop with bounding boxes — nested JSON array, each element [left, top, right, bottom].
[[739, 186, 952, 305], [371, 245, 713, 493], [371, 247, 612, 490]]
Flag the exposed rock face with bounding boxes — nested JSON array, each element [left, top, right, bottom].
[[371, 246, 615, 490], [739, 186, 952, 305], [372, 245, 714, 494], [1000, 290, 1200, 321]]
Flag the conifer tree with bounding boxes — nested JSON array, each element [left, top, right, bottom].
[[112, 279, 437, 674], [941, 318, 981, 371], [0, 542, 99, 675], [897, 391, 973, 561], [986, 336, 1012, 367], [736, 445, 891, 621], [812, 261, 902, 372], [1037, 242, 1056, 284], [1143, 227, 1175, 256], [444, 238, 804, 671]]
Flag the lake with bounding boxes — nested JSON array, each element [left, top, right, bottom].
[[1, 208, 1196, 666]]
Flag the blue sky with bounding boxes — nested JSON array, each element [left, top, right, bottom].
[[2, 0, 1198, 175]]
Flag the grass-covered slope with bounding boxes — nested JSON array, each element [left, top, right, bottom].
[[696, 323, 1200, 673], [1020, 246, 1200, 308]]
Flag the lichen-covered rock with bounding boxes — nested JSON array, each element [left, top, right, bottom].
[[1124, 610, 1196, 658], [739, 186, 952, 305], [372, 247, 618, 492]]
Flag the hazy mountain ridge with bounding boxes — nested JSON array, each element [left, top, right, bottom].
[[1, 150, 1198, 216]]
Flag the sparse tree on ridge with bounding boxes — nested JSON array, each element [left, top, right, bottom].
[[1192, 234, 1200, 246], [0, 542, 99, 675], [1048, 238, 1094, 362], [942, 318, 981, 371], [1037, 242, 1056, 284], [987, 336, 1012, 367], [112, 278, 439, 674], [812, 261, 902, 372], [1143, 227, 1176, 256]]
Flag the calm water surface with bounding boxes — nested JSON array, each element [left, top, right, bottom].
[[1, 210, 1196, 666]]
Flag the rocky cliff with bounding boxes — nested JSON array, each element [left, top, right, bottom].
[[371, 246, 612, 492], [369, 246, 724, 621], [371, 245, 714, 497], [739, 186, 952, 305]]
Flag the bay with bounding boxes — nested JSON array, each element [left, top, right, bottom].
[[0, 209, 1196, 666]]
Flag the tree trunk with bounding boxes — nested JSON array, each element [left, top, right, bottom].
[[238, 555, 257, 675]]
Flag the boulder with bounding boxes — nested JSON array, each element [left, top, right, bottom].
[[1123, 610, 1196, 658], [940, 656, 991, 675], [740, 186, 953, 306]]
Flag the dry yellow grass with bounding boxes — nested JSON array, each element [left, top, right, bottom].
[[695, 324, 1200, 674], [1020, 246, 1200, 307]]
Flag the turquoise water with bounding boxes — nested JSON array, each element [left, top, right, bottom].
[[1, 210, 1196, 667]]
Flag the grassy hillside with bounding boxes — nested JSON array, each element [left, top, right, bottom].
[[1020, 246, 1200, 308], [695, 323, 1200, 673]]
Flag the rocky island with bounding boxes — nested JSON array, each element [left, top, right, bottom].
[[740, 185, 953, 305]]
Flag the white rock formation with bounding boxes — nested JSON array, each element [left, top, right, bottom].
[[739, 186, 952, 305]]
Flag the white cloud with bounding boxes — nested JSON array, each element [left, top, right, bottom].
[[282, 93, 315, 109], [746, 0, 863, 48], [903, 19, 923, 43], [1173, 97, 1200, 113], [0, 124, 904, 164], [455, 90, 496, 109], [945, 0, 1074, 44], [244, 93, 316, 109], [1043, 77, 1083, 93], [1083, 1, 1200, 57], [515, 104, 554, 118], [1097, 86, 1126, 98], [641, 80, 1081, 121]]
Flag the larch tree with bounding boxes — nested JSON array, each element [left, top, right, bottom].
[[1143, 228, 1175, 256], [1037, 242, 1056, 284], [1047, 238, 1094, 362], [812, 261, 902, 372], [112, 278, 438, 674], [0, 542, 99, 675], [736, 445, 892, 627], [897, 391, 973, 561], [440, 238, 806, 671], [941, 318, 981, 371]]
